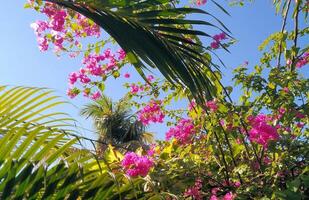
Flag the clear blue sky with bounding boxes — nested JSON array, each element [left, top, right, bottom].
[[0, 1, 307, 141]]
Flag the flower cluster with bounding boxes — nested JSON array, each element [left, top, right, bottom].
[[194, 0, 207, 6], [210, 32, 227, 49], [137, 100, 165, 125], [247, 114, 279, 148], [67, 48, 126, 99], [121, 152, 154, 177], [206, 100, 218, 112], [210, 190, 236, 200], [128, 75, 155, 95], [184, 178, 203, 200], [166, 118, 196, 145], [30, 2, 100, 53], [296, 52, 309, 68]]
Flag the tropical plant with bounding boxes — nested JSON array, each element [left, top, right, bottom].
[[33, 0, 231, 104], [80, 94, 154, 153], [0, 86, 156, 199], [23, 0, 309, 199]]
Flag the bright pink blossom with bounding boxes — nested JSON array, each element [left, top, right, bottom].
[[147, 75, 155, 82], [117, 49, 126, 60], [121, 152, 153, 177], [166, 118, 195, 145], [210, 195, 219, 200], [37, 36, 49, 51], [90, 91, 101, 100], [295, 112, 305, 119], [206, 100, 218, 112], [248, 114, 279, 148], [124, 72, 130, 78], [184, 178, 203, 200], [138, 100, 165, 125], [68, 72, 78, 85], [130, 84, 139, 94], [223, 192, 235, 200], [210, 41, 219, 49], [296, 52, 309, 68], [195, 0, 207, 6], [296, 122, 305, 128], [67, 88, 78, 99], [283, 87, 289, 93], [188, 100, 196, 111]]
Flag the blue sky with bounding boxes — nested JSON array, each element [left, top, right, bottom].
[[0, 1, 307, 141]]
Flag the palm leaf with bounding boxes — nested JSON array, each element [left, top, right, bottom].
[[0, 86, 150, 199], [44, 0, 230, 103]]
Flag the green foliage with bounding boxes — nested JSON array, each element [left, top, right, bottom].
[[44, 0, 230, 104]]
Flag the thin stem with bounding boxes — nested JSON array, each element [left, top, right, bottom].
[[291, 1, 300, 71], [276, 0, 292, 68]]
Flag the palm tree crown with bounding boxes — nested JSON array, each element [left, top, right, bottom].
[[80, 94, 153, 153]]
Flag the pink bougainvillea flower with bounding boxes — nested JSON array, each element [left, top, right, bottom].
[[121, 152, 153, 177], [90, 91, 101, 100], [188, 99, 196, 111], [37, 36, 49, 51], [210, 41, 219, 49], [295, 112, 305, 119], [223, 192, 235, 200], [130, 84, 139, 94], [117, 49, 126, 60], [124, 72, 130, 78], [247, 114, 279, 148], [195, 0, 207, 6], [234, 181, 241, 188], [296, 52, 309, 68], [210, 195, 219, 200], [166, 118, 195, 145], [296, 122, 305, 128], [138, 100, 165, 125], [184, 178, 203, 200], [68, 72, 78, 85], [206, 100, 218, 112], [147, 74, 155, 82], [282, 87, 289, 93], [66, 88, 78, 99]]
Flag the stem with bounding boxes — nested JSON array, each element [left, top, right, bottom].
[[291, 1, 300, 71], [213, 130, 231, 184], [219, 125, 243, 183], [203, 124, 230, 183], [276, 0, 292, 68]]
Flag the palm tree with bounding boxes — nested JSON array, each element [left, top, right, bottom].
[[44, 0, 230, 104], [0, 86, 151, 199], [80, 94, 154, 153]]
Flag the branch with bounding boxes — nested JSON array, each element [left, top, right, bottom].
[[276, 0, 292, 68]]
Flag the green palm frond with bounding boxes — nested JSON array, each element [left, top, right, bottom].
[[45, 0, 230, 103], [0, 86, 149, 199]]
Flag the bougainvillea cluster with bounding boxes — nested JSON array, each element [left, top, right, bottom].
[[30, 2, 100, 53], [166, 118, 196, 145], [67, 48, 126, 99], [184, 178, 203, 200], [194, 0, 207, 6], [247, 114, 279, 148], [296, 51, 309, 68], [27, 0, 309, 199], [121, 152, 154, 177], [210, 32, 227, 49], [137, 100, 165, 125], [206, 100, 218, 112]]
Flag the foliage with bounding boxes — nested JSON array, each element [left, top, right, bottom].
[[5, 0, 309, 199], [80, 94, 154, 153]]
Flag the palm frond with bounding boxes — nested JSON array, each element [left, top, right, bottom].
[[0, 86, 148, 199], [45, 0, 230, 103]]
